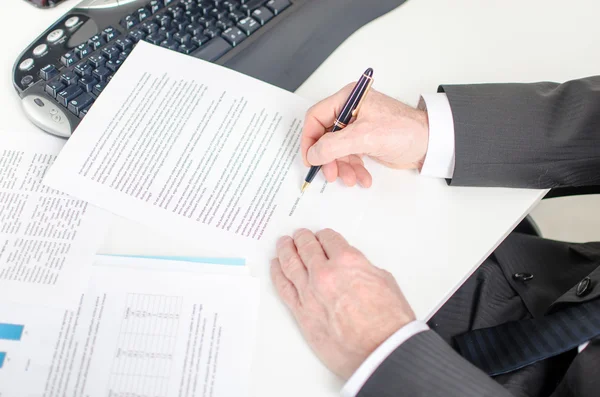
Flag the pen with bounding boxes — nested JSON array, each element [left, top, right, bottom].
[[301, 68, 374, 193]]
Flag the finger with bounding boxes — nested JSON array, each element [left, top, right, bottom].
[[301, 84, 355, 166], [315, 228, 352, 259], [337, 160, 357, 187], [307, 123, 369, 166], [321, 162, 338, 183], [270, 258, 300, 311], [293, 229, 328, 272], [349, 155, 372, 188], [276, 236, 308, 291]]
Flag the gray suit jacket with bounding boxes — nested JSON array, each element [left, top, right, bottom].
[[358, 77, 600, 397]]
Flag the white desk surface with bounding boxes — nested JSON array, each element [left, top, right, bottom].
[[2, 0, 598, 395]]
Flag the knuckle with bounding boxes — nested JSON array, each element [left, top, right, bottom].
[[338, 249, 361, 264]]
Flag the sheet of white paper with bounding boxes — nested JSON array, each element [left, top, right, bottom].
[[94, 254, 249, 275], [0, 131, 110, 308], [0, 263, 259, 397], [44, 42, 371, 259]]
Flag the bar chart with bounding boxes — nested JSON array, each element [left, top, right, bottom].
[[0, 323, 24, 341], [0, 323, 24, 370]]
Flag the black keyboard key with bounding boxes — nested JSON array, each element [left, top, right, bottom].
[[223, 1, 241, 12], [119, 50, 131, 61], [106, 59, 123, 72], [160, 39, 179, 50], [237, 17, 260, 35], [177, 43, 198, 54], [198, 2, 213, 15], [191, 37, 232, 61], [60, 51, 79, 67], [75, 63, 93, 77], [185, 9, 202, 23], [74, 43, 92, 58], [186, 23, 204, 36], [164, 0, 177, 5], [191, 35, 210, 47], [45, 80, 66, 98], [79, 106, 91, 119], [128, 29, 146, 43], [137, 7, 151, 21], [266, 0, 290, 15], [229, 10, 245, 22], [180, 0, 197, 11], [68, 92, 95, 116], [240, 0, 268, 16], [168, 6, 185, 20], [156, 14, 172, 28], [102, 45, 120, 60], [203, 26, 220, 39], [60, 71, 79, 86], [93, 81, 107, 96], [252, 7, 273, 25], [197, 16, 216, 28], [88, 54, 107, 68], [56, 85, 83, 107], [141, 21, 160, 34], [158, 27, 178, 39], [172, 18, 190, 31], [88, 34, 105, 50], [222, 27, 246, 46], [173, 32, 192, 44], [39, 64, 59, 80], [78, 76, 97, 92], [121, 15, 139, 29], [115, 38, 133, 51], [102, 26, 119, 41], [216, 19, 235, 30], [149, 0, 164, 13], [92, 66, 111, 82], [145, 32, 166, 44], [210, 7, 228, 20]]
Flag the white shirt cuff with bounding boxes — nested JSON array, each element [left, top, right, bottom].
[[418, 93, 456, 179], [340, 321, 430, 397]]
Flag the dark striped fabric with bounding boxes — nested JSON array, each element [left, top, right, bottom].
[[454, 298, 600, 376]]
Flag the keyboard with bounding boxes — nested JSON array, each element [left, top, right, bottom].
[[13, 0, 406, 138]]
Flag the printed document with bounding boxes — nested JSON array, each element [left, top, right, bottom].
[[0, 131, 109, 308], [45, 42, 370, 257], [0, 259, 259, 397]]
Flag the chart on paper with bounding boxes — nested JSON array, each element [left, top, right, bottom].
[[108, 294, 182, 397]]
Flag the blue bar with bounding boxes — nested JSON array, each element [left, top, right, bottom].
[[103, 254, 246, 266], [0, 324, 24, 341], [0, 352, 5, 368]]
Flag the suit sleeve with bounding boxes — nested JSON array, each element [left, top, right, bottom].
[[357, 330, 514, 397], [440, 77, 600, 189]]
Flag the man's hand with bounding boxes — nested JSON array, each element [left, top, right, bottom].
[[301, 85, 429, 187], [270, 228, 416, 379]]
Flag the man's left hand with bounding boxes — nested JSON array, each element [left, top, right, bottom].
[[271, 228, 415, 379]]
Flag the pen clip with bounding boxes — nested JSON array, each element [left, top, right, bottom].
[[351, 77, 374, 118]]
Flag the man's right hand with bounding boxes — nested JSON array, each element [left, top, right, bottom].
[[301, 85, 430, 188]]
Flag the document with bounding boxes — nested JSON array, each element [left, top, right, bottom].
[[0, 260, 259, 397], [45, 42, 370, 257], [0, 131, 109, 308]]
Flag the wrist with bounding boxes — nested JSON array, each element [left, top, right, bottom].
[[412, 108, 430, 168]]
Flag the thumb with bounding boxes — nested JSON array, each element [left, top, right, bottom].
[[306, 124, 366, 165]]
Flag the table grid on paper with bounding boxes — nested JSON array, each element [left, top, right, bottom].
[[108, 294, 183, 397]]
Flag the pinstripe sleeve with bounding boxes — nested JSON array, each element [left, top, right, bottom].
[[357, 330, 514, 397]]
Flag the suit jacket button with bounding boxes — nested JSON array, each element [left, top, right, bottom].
[[576, 277, 592, 297], [513, 272, 534, 282]]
